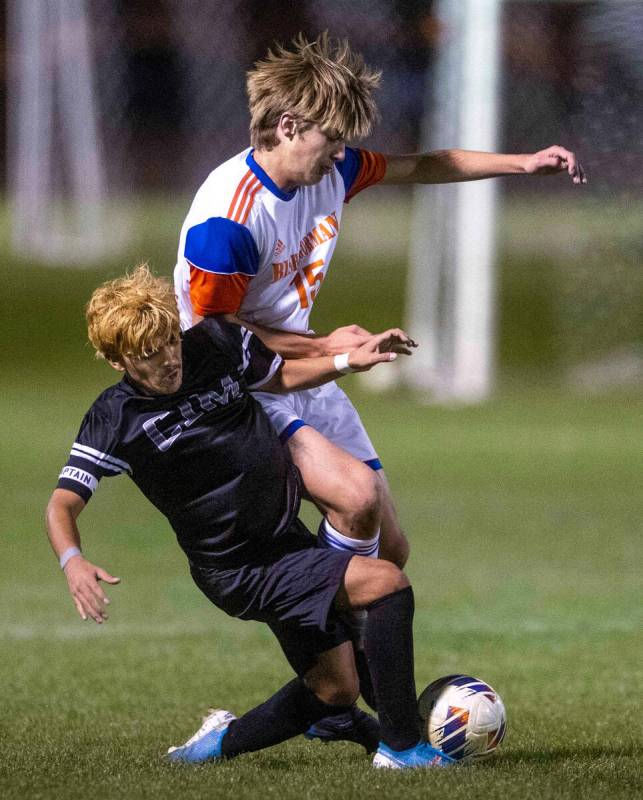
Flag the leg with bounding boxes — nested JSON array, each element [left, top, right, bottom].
[[337, 558, 418, 751], [336, 558, 454, 768], [376, 470, 410, 568], [255, 386, 381, 544], [258, 385, 404, 563], [168, 641, 362, 762], [219, 641, 359, 758], [288, 434, 403, 713], [334, 555, 409, 612], [210, 558, 412, 762], [170, 543, 380, 762], [286, 421, 409, 568], [287, 425, 381, 540], [302, 641, 359, 706]]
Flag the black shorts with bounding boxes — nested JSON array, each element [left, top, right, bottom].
[[190, 518, 354, 675]]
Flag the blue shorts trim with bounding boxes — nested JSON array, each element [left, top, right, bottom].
[[279, 419, 309, 443], [278, 420, 382, 470]]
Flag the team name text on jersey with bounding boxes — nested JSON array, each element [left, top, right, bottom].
[[271, 212, 339, 283], [143, 376, 241, 452]]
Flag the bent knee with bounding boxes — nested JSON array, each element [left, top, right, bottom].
[[341, 555, 411, 609], [322, 686, 360, 708], [371, 560, 410, 599], [337, 466, 381, 523], [311, 678, 359, 708]]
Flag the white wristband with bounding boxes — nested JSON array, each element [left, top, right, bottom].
[[60, 546, 82, 570], [333, 352, 355, 374]]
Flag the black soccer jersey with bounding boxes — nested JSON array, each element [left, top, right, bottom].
[[57, 318, 301, 568]]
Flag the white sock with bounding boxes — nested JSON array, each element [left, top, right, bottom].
[[318, 518, 380, 558]]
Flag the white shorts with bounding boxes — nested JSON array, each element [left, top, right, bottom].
[[253, 381, 381, 469]]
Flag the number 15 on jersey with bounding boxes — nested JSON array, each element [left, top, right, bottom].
[[290, 259, 324, 309]]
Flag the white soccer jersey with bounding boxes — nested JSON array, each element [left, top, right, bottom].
[[174, 146, 386, 332]]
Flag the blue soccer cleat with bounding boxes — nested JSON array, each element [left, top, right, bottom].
[[166, 708, 236, 763], [304, 707, 380, 753], [372, 740, 456, 769]]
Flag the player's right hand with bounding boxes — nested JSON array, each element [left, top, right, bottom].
[[323, 324, 373, 355], [523, 145, 587, 184], [348, 328, 418, 372], [63, 557, 120, 624]]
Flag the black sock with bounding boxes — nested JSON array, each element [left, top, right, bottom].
[[364, 585, 420, 751], [221, 678, 352, 758], [354, 644, 378, 711]]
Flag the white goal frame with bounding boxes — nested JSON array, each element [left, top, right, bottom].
[[404, 0, 501, 403]]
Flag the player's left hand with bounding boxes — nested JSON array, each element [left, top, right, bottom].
[[323, 324, 373, 356], [348, 329, 417, 372], [64, 556, 120, 624], [524, 146, 587, 184]]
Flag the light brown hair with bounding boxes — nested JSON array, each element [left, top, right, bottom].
[[86, 264, 180, 363], [247, 32, 381, 150]]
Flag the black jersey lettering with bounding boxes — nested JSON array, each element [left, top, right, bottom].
[[143, 377, 241, 452]]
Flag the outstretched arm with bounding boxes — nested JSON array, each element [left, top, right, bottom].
[[381, 145, 586, 186], [259, 328, 417, 394], [220, 313, 374, 359], [45, 488, 120, 624]]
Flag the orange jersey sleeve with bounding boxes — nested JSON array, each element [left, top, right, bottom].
[[345, 150, 387, 202], [189, 265, 252, 316], [184, 215, 259, 316]]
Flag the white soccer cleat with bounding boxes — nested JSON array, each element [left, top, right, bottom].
[[166, 708, 237, 762]]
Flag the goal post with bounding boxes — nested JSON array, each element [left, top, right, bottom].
[[402, 0, 501, 402], [7, 0, 117, 265]]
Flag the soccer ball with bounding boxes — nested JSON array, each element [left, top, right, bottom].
[[417, 674, 507, 763]]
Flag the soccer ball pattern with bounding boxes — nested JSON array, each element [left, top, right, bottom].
[[417, 674, 507, 763]]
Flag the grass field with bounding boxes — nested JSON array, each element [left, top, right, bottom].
[[1, 196, 641, 798]]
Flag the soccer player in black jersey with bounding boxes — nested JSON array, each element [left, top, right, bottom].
[[45, 265, 454, 770]]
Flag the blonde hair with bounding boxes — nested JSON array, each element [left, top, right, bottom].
[[247, 32, 381, 149], [86, 264, 180, 363]]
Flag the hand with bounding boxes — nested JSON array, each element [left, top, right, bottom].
[[63, 556, 120, 624], [523, 146, 587, 184], [322, 324, 373, 356], [348, 328, 418, 372]]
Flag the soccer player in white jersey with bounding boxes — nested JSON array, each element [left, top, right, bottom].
[[174, 32, 585, 738], [175, 32, 586, 575], [174, 34, 585, 740]]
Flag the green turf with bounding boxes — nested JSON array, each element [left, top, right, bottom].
[[2, 383, 640, 799], [1, 196, 641, 798]]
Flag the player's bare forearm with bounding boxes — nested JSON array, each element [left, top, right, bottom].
[[195, 312, 322, 357], [46, 488, 120, 623], [234, 317, 326, 358], [46, 489, 86, 560], [260, 329, 417, 393], [382, 145, 586, 185], [228, 314, 373, 359], [264, 356, 343, 392]]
